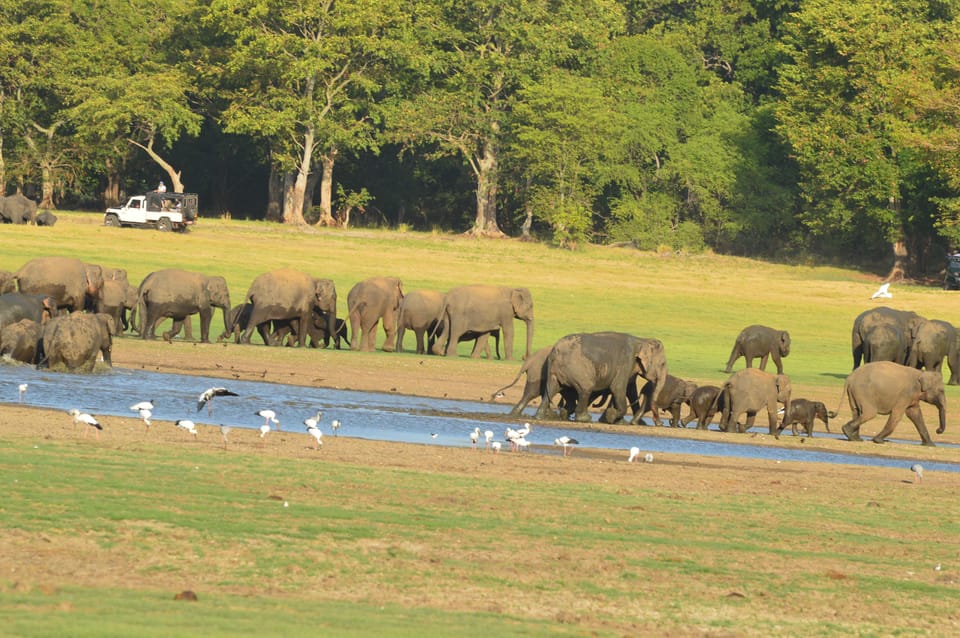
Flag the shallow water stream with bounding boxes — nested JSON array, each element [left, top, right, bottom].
[[1, 363, 958, 473]]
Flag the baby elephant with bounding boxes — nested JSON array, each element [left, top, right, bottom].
[[777, 398, 829, 437]]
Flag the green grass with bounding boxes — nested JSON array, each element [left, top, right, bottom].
[[4, 213, 960, 635]]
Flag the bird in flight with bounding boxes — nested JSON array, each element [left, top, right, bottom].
[[870, 282, 892, 299], [197, 387, 238, 414]]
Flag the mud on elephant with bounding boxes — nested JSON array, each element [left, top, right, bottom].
[[0, 318, 44, 364], [41, 312, 114, 372], [834, 361, 946, 446], [533, 332, 667, 424], [137, 269, 231, 343]]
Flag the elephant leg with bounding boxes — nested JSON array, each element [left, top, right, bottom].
[[724, 345, 741, 373], [903, 405, 936, 446], [199, 308, 213, 343], [534, 378, 559, 420], [841, 406, 875, 441], [164, 319, 184, 342], [766, 404, 778, 435], [742, 411, 757, 433], [381, 317, 397, 353], [871, 409, 907, 444]]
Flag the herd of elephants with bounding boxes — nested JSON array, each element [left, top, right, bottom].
[[0, 256, 954, 447]]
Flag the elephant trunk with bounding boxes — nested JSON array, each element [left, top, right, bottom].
[[936, 399, 947, 435], [524, 317, 534, 360]]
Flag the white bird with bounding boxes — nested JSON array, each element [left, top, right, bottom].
[[69, 409, 102, 439], [219, 425, 231, 449], [644, 452, 654, 463], [517, 422, 532, 437], [870, 282, 892, 299], [554, 436, 579, 457], [628, 446, 641, 463], [330, 419, 341, 436], [259, 423, 271, 439], [307, 426, 323, 450], [197, 387, 239, 414], [505, 427, 522, 451], [175, 419, 198, 438], [514, 437, 531, 452], [18, 383, 28, 402], [303, 410, 323, 430], [484, 429, 494, 448], [130, 400, 154, 412], [491, 441, 502, 453], [257, 409, 280, 429], [137, 408, 152, 430], [911, 463, 924, 483], [470, 427, 481, 448]]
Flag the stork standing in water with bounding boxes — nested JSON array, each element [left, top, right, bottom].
[[303, 410, 323, 431], [69, 409, 102, 440], [330, 419, 341, 436], [484, 430, 494, 449], [554, 436, 579, 457], [257, 409, 280, 430], [470, 427, 481, 449], [197, 387, 238, 415], [505, 427, 522, 451], [18, 383, 28, 402]]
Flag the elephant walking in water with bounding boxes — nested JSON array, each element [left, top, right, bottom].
[[835, 361, 946, 446], [137, 269, 231, 343], [634, 374, 698, 427], [41, 312, 115, 372]]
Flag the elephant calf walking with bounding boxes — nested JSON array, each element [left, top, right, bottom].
[[777, 398, 829, 437]]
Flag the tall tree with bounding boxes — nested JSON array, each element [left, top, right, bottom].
[[388, 0, 624, 236], [207, 0, 414, 225]]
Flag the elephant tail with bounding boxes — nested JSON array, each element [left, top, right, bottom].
[[491, 357, 532, 400], [427, 302, 449, 343], [827, 383, 849, 419]]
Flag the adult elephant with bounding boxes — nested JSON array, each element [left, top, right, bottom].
[[396, 289, 446, 355], [534, 332, 667, 424], [240, 269, 337, 347], [852, 306, 925, 369], [0, 270, 14, 294], [437, 285, 534, 360], [0, 292, 58, 327], [714, 368, 791, 434], [860, 323, 909, 366], [41, 312, 114, 372], [137, 268, 231, 343], [13, 256, 104, 312], [0, 319, 43, 364], [348, 277, 403, 352], [0, 193, 38, 224], [681, 385, 726, 430], [634, 374, 698, 427], [906, 319, 960, 385], [724, 325, 791, 374], [836, 361, 946, 446]]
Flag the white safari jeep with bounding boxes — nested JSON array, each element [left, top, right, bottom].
[[104, 192, 198, 231]]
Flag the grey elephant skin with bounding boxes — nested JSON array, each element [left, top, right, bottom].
[[906, 318, 960, 385], [273, 308, 349, 349], [0, 292, 58, 328], [0, 270, 14, 294], [0, 319, 43, 364], [99, 279, 138, 334], [534, 332, 667, 424], [13, 256, 104, 312], [851, 306, 925, 369], [725, 324, 790, 374], [396, 290, 446, 355], [777, 398, 829, 437], [437, 285, 534, 360], [137, 269, 231, 343], [348, 277, 403, 352], [241, 269, 337, 347], [714, 368, 791, 434], [41, 312, 114, 372], [682, 385, 725, 430], [35, 210, 57, 226], [0, 193, 38, 224], [634, 374, 698, 427], [836, 361, 946, 446]]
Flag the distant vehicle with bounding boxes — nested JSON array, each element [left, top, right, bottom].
[[946, 255, 960, 290], [104, 192, 198, 232]]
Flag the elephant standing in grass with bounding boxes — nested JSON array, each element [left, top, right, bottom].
[[138, 269, 231, 343], [534, 332, 667, 424], [437, 285, 533, 360], [836, 361, 946, 446], [860, 323, 909, 366], [396, 290, 446, 355], [725, 325, 791, 374], [777, 399, 829, 437], [14, 256, 104, 312], [41, 312, 114, 372], [682, 385, 726, 430], [242, 269, 337, 347], [852, 307, 925, 369], [0, 193, 38, 224], [634, 374, 698, 427], [714, 368, 791, 434], [100, 279, 138, 334], [348, 277, 403, 352], [906, 319, 960, 385], [0, 319, 43, 364]]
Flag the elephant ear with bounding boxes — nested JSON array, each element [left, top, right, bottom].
[[511, 288, 533, 316], [635, 339, 664, 375]]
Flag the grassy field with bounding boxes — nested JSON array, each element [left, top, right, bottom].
[[2, 212, 960, 636]]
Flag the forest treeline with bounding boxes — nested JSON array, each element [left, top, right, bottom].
[[4, 0, 960, 275]]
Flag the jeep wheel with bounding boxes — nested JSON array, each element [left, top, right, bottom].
[[156, 217, 172, 232], [104, 213, 120, 227]]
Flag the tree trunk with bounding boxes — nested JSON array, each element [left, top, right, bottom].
[[103, 158, 122, 207], [303, 167, 320, 220], [0, 132, 5, 194], [282, 126, 315, 226], [469, 139, 504, 237], [265, 161, 283, 222], [886, 238, 908, 282], [520, 174, 533, 239], [128, 132, 184, 193], [39, 163, 55, 209], [315, 151, 337, 226]]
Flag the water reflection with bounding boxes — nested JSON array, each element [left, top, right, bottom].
[[1, 363, 958, 474]]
